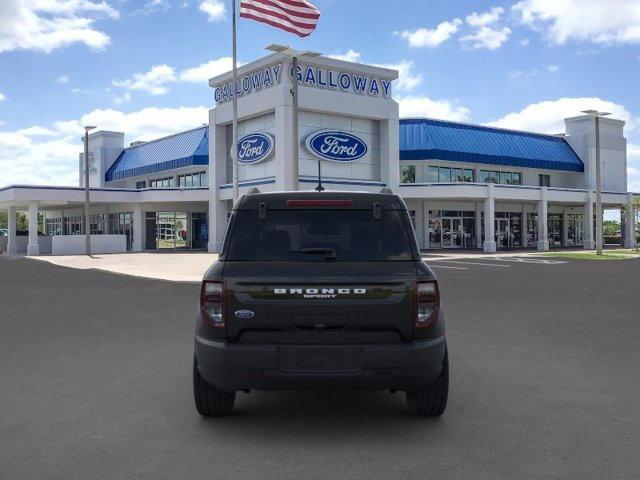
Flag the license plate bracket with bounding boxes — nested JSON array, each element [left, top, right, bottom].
[[296, 348, 343, 370]]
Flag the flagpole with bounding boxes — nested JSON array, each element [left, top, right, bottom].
[[291, 55, 299, 191], [231, 0, 239, 201]]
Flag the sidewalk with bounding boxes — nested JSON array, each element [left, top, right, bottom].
[[27, 252, 218, 283]]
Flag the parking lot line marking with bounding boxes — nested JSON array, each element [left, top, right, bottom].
[[493, 257, 568, 264], [435, 261, 511, 268], [429, 264, 468, 270]]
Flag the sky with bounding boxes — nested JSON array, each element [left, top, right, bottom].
[[1, 0, 640, 197]]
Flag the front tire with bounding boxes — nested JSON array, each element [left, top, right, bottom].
[[406, 346, 449, 417], [193, 359, 236, 417]]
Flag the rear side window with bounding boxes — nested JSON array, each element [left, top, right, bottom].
[[225, 209, 415, 261]]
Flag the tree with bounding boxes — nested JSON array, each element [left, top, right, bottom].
[[632, 196, 640, 251], [603, 220, 620, 237], [0, 211, 6, 230]]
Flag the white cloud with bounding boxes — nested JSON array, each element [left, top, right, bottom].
[[396, 19, 463, 48], [486, 97, 635, 134], [627, 145, 640, 192], [328, 50, 362, 63], [113, 91, 132, 105], [508, 65, 560, 81], [199, 0, 226, 21], [513, 0, 640, 45], [179, 57, 234, 82], [16, 126, 57, 137], [398, 96, 471, 122], [327, 53, 422, 93], [466, 7, 504, 27], [461, 26, 511, 50], [112, 57, 235, 96], [57, 75, 69, 84], [373, 60, 422, 93], [520, 38, 531, 46], [0, 92, 5, 102], [0, 106, 209, 187], [113, 64, 177, 95], [0, 0, 119, 54], [136, 0, 170, 14]]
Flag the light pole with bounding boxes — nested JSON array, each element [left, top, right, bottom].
[[83, 125, 96, 255], [582, 110, 610, 256], [266, 44, 320, 191]]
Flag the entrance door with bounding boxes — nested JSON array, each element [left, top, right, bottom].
[[442, 218, 463, 248], [495, 218, 512, 249]]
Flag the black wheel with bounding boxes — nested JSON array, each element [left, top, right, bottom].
[[193, 359, 236, 417], [406, 346, 449, 417]]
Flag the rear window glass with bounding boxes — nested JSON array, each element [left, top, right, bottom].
[[225, 209, 415, 261]]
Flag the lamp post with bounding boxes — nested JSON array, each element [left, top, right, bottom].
[[581, 110, 610, 256], [83, 125, 96, 255], [266, 44, 320, 191]]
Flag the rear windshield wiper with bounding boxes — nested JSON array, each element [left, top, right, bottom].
[[298, 247, 337, 260]]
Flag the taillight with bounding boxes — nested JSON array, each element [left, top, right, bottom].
[[200, 280, 225, 328], [286, 199, 353, 207], [415, 280, 440, 328]]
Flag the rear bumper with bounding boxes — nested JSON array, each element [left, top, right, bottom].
[[194, 336, 446, 392]]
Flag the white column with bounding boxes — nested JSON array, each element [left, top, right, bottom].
[[380, 117, 400, 193], [483, 185, 496, 253], [562, 207, 569, 247], [132, 204, 143, 252], [275, 104, 295, 192], [624, 193, 636, 249], [584, 196, 595, 249], [537, 187, 549, 251], [475, 202, 483, 249], [422, 200, 429, 250], [209, 117, 231, 253], [27, 203, 40, 256], [7, 206, 18, 255]]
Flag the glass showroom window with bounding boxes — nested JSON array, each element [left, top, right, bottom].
[[46, 218, 63, 236], [178, 171, 207, 188], [480, 170, 521, 185], [108, 212, 133, 250], [401, 165, 416, 184], [539, 174, 551, 187], [428, 166, 473, 183], [90, 214, 106, 235], [64, 216, 83, 235], [149, 177, 175, 188], [135, 180, 147, 189]]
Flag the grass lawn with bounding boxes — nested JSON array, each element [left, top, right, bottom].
[[545, 249, 640, 260]]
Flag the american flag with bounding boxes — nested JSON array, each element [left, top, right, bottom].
[[240, 0, 321, 38]]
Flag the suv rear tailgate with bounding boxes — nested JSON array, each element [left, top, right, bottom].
[[223, 261, 417, 344]]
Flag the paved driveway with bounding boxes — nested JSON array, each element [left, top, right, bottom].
[[1, 256, 639, 479]]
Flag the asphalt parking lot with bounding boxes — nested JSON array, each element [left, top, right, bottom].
[[1, 256, 640, 480]]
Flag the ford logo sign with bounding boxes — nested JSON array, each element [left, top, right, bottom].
[[234, 133, 275, 165], [234, 310, 255, 320], [305, 130, 367, 163]]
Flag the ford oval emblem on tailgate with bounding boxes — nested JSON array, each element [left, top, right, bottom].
[[235, 310, 255, 320]]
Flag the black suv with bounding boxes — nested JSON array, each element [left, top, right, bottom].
[[193, 191, 448, 416]]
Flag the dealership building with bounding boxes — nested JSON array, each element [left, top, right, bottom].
[[0, 52, 637, 255]]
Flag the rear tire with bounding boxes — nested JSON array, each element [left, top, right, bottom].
[[193, 359, 236, 417], [406, 346, 449, 417]]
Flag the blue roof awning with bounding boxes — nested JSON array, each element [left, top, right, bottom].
[[399, 118, 584, 172], [105, 126, 209, 181]]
